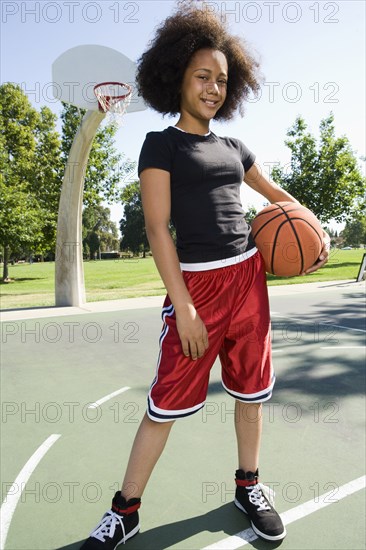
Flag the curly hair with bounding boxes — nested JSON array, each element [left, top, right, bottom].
[[136, 1, 263, 120]]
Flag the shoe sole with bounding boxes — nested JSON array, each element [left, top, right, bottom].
[[234, 499, 286, 542], [114, 524, 140, 549]]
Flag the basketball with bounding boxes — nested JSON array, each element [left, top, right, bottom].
[[251, 202, 323, 277]]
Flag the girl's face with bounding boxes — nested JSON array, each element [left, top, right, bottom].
[[179, 48, 228, 124]]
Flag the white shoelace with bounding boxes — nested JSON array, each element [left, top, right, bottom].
[[90, 510, 126, 543], [246, 484, 272, 512], [259, 482, 275, 505]]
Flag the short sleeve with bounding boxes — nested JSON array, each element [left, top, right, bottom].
[[138, 131, 172, 177], [238, 139, 256, 173]]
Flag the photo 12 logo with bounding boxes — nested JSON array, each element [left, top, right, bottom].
[[1, 320, 140, 344], [247, 81, 340, 105], [1, 479, 140, 504], [1, 1, 140, 24], [1, 400, 141, 425], [197, 1, 340, 24]]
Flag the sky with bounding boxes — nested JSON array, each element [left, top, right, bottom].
[[1, 0, 365, 231]]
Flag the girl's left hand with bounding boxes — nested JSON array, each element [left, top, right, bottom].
[[302, 230, 331, 275]]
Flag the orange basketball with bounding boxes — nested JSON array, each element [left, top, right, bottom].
[[251, 202, 323, 277]]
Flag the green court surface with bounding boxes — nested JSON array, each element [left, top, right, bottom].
[[1, 281, 365, 549]]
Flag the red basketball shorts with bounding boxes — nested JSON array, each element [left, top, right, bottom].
[[147, 250, 274, 422]]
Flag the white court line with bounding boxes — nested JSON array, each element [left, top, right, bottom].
[[0, 434, 61, 550], [202, 475, 366, 549], [88, 386, 130, 408], [320, 346, 365, 350], [272, 350, 284, 353]]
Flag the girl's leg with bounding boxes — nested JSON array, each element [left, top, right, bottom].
[[234, 401, 262, 471], [234, 401, 286, 541], [120, 412, 174, 500]]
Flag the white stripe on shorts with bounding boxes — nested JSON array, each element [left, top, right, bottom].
[[180, 247, 257, 272], [222, 375, 276, 403]]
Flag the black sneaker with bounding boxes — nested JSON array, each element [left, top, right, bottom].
[[80, 492, 141, 549], [234, 469, 286, 541]]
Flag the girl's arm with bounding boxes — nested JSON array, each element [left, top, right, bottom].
[[244, 162, 299, 204], [244, 162, 330, 274], [140, 167, 209, 360]]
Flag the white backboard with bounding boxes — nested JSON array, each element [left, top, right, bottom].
[[52, 44, 146, 113]]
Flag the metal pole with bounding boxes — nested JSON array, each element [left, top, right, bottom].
[[55, 110, 105, 306]]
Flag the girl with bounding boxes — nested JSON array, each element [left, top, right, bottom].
[[81, 3, 329, 548]]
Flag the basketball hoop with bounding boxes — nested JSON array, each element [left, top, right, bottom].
[[94, 81, 132, 127]]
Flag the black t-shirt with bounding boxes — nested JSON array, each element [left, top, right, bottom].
[[138, 126, 256, 263]]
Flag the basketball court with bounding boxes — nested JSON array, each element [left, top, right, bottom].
[[1, 279, 365, 549], [1, 41, 365, 550]]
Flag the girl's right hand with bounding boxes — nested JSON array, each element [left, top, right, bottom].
[[175, 304, 209, 361]]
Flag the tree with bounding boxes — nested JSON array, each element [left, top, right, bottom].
[[60, 103, 135, 207], [271, 113, 365, 223], [31, 106, 63, 256], [244, 205, 258, 224], [0, 86, 135, 281], [0, 181, 45, 278], [322, 226, 339, 247], [119, 182, 149, 256], [341, 214, 366, 247], [0, 84, 63, 278], [82, 205, 119, 260], [0, 84, 46, 280]]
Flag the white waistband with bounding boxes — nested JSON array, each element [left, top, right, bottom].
[[180, 247, 258, 272]]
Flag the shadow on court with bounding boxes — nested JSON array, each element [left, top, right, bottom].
[[206, 316, 365, 399], [272, 324, 365, 399], [309, 292, 365, 328], [55, 503, 284, 550]]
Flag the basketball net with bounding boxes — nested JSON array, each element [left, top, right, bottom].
[[94, 82, 132, 129]]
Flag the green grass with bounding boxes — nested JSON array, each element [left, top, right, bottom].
[[0, 249, 364, 310], [266, 247, 365, 285]]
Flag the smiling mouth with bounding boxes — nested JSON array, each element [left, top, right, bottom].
[[201, 98, 220, 107]]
